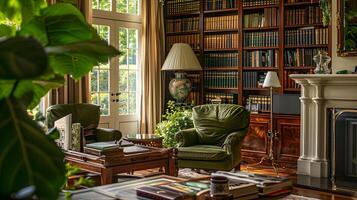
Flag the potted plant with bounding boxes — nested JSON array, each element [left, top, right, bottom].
[[0, 1, 120, 199], [155, 101, 194, 147]]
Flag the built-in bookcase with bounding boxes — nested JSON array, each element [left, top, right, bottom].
[[163, 0, 331, 109]]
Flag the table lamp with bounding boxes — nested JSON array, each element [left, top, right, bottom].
[[162, 43, 202, 103]]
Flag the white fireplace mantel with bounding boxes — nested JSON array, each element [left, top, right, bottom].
[[290, 74, 357, 177]]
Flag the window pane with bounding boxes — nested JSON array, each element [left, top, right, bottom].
[[119, 92, 128, 114], [119, 49, 128, 67], [99, 70, 109, 92], [117, 0, 139, 15], [128, 49, 137, 68], [129, 92, 136, 114], [100, 93, 109, 115], [91, 93, 99, 105], [119, 69, 128, 91], [93, 24, 110, 43], [119, 28, 128, 50], [92, 0, 111, 11], [128, 29, 137, 49], [128, 70, 136, 92], [90, 70, 98, 92]]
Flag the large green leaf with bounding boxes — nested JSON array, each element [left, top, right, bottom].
[[48, 40, 120, 79], [0, 0, 46, 25], [0, 24, 16, 37], [0, 97, 65, 199], [0, 37, 48, 79], [0, 74, 64, 108], [17, 17, 48, 44]]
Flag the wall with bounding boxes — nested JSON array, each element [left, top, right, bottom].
[[331, 0, 357, 73]]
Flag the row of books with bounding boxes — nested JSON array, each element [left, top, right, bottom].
[[285, 28, 328, 45], [285, 0, 319, 3], [205, 15, 239, 30], [205, 0, 237, 11], [205, 92, 238, 104], [243, 50, 278, 67], [166, 17, 199, 33], [204, 53, 239, 68], [244, 31, 278, 47], [243, 71, 267, 88], [243, 8, 279, 28], [285, 6, 322, 26], [243, 0, 279, 7], [246, 95, 271, 112], [167, 34, 200, 50], [284, 70, 306, 89], [204, 33, 239, 49], [284, 48, 327, 67], [204, 71, 238, 88], [166, 0, 199, 15], [186, 73, 200, 105]]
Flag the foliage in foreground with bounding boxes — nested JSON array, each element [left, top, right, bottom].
[[0, 1, 120, 199]]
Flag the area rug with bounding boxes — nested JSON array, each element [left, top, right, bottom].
[[279, 194, 320, 200]]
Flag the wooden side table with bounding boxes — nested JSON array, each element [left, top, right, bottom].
[[124, 134, 163, 148]]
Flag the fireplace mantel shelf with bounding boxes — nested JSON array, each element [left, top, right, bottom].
[[290, 74, 357, 178]]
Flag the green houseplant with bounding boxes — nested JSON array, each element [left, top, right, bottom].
[[155, 101, 194, 147], [0, 1, 120, 199]]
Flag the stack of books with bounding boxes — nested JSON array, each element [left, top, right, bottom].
[[136, 179, 259, 200], [84, 142, 124, 157], [213, 171, 292, 196]]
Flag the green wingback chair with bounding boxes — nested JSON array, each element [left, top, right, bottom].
[[175, 104, 250, 171], [46, 103, 122, 144]]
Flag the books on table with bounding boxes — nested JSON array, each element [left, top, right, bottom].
[[213, 171, 292, 196]]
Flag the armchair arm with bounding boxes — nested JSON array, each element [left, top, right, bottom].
[[222, 128, 249, 166], [175, 128, 199, 147], [95, 128, 122, 142]]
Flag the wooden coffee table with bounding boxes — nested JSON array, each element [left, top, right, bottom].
[[64, 146, 176, 185], [124, 134, 163, 148]]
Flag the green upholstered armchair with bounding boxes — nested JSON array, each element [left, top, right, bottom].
[[175, 104, 249, 171], [46, 103, 122, 144]]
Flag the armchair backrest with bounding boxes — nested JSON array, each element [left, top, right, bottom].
[[193, 104, 250, 145], [46, 103, 100, 130]]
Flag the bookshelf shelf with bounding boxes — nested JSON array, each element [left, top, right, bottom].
[[204, 67, 239, 71], [243, 67, 278, 70], [243, 27, 279, 31], [204, 88, 239, 92], [284, 2, 319, 7], [243, 4, 279, 10], [285, 44, 328, 48], [284, 88, 301, 92], [204, 8, 239, 14], [204, 48, 240, 52], [284, 23, 324, 29], [166, 12, 200, 18], [243, 46, 279, 50], [166, 31, 200, 36], [204, 29, 239, 34], [284, 66, 314, 70], [243, 88, 267, 91]]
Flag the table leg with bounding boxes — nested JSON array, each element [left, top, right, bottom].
[[100, 168, 113, 185], [167, 148, 177, 176]]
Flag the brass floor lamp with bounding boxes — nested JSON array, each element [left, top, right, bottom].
[[246, 71, 281, 176]]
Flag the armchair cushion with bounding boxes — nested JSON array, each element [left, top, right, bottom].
[[177, 145, 227, 161], [193, 104, 249, 145], [175, 128, 199, 147], [95, 128, 122, 142]]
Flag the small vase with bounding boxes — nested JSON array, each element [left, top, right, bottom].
[[313, 50, 331, 74]]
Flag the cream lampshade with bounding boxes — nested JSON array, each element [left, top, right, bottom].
[[162, 43, 202, 103], [263, 71, 281, 88], [162, 43, 202, 71]]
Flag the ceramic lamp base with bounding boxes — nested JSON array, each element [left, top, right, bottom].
[[168, 72, 191, 103]]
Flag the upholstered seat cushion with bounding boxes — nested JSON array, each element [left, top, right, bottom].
[[177, 145, 228, 161]]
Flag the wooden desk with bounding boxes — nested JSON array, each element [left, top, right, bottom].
[[64, 147, 176, 185]]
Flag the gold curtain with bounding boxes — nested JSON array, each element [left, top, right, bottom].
[[48, 0, 91, 105], [140, 0, 165, 134]]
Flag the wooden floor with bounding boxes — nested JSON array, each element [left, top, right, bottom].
[[131, 165, 357, 200]]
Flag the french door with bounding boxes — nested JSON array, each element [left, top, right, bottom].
[[91, 18, 141, 135]]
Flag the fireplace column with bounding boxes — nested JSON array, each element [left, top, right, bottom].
[[310, 79, 328, 177]]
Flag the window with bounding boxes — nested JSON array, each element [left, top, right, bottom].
[[90, 0, 142, 129]]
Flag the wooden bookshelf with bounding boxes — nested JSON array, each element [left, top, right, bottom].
[[164, 1, 330, 168]]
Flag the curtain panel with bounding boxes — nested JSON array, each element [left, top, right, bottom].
[[47, 0, 91, 105], [140, 0, 165, 134]]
